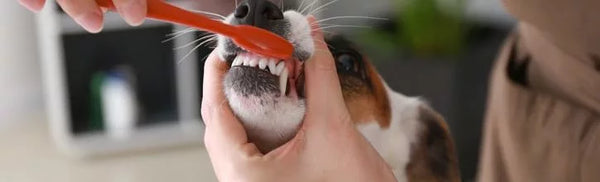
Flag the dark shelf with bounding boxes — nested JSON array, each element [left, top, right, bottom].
[[62, 25, 179, 134]]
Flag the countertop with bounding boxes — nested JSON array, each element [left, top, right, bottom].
[[0, 114, 218, 182]]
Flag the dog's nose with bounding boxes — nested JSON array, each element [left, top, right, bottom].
[[234, 0, 283, 29]]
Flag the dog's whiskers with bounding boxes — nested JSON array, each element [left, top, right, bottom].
[[316, 24, 372, 30], [197, 37, 217, 47], [307, 0, 338, 16], [174, 34, 216, 50], [167, 27, 194, 36], [297, 0, 308, 13], [178, 42, 205, 64], [163, 9, 224, 43], [186, 9, 226, 20], [177, 35, 217, 64], [163, 17, 220, 43], [163, 28, 196, 43], [300, 0, 320, 15], [315, 16, 388, 24]]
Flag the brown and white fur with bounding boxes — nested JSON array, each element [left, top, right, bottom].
[[212, 0, 460, 181]]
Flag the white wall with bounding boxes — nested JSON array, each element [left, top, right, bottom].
[[0, 1, 44, 125]]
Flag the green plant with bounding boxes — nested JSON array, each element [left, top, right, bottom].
[[399, 0, 464, 55], [360, 0, 465, 57]]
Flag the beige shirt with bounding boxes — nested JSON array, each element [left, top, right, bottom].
[[477, 0, 600, 181]]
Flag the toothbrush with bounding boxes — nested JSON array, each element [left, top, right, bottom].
[[95, 0, 294, 60]]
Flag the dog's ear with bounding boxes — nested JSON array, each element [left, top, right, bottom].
[[406, 105, 461, 182]]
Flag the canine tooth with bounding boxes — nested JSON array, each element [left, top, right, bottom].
[[233, 57, 242, 66], [279, 69, 288, 96], [268, 60, 277, 74], [258, 59, 267, 69], [249, 58, 258, 67], [275, 62, 286, 75]]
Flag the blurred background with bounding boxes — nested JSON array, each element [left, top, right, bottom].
[[0, 0, 514, 181]]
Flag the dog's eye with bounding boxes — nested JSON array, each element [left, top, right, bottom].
[[336, 54, 358, 72]]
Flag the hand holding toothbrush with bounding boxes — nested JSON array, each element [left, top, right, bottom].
[[19, 0, 293, 59], [19, 0, 147, 33]]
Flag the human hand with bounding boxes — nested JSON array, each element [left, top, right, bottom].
[[18, 0, 147, 33], [200, 17, 397, 182]]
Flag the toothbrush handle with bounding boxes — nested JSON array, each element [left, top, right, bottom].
[[96, 0, 238, 37], [95, 0, 294, 60]]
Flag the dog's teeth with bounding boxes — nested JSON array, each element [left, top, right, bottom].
[[258, 59, 267, 69], [275, 62, 285, 76], [268, 60, 277, 75], [279, 69, 288, 96], [269, 58, 278, 65], [249, 58, 258, 67], [242, 56, 250, 66], [233, 57, 242, 66]]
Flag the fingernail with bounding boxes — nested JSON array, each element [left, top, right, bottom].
[[19, 0, 44, 12], [76, 11, 103, 33], [120, 0, 146, 26]]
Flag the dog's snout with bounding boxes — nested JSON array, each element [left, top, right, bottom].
[[234, 0, 283, 28]]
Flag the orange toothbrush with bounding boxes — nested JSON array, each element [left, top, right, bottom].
[[96, 0, 293, 60]]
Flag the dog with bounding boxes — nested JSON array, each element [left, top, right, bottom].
[[212, 0, 460, 181]]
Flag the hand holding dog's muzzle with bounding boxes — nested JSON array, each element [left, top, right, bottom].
[[200, 17, 396, 182]]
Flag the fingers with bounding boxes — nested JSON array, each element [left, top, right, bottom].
[[25, 0, 146, 32], [19, 0, 46, 12], [201, 51, 234, 127], [302, 16, 350, 126], [112, 0, 147, 26], [265, 129, 305, 158], [56, 0, 104, 33], [201, 51, 255, 153]]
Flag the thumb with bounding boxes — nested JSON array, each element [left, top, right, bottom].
[[265, 17, 352, 157], [302, 16, 351, 127], [201, 51, 259, 155]]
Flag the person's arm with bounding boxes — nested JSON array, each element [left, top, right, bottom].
[[201, 16, 397, 182], [19, 0, 147, 33]]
